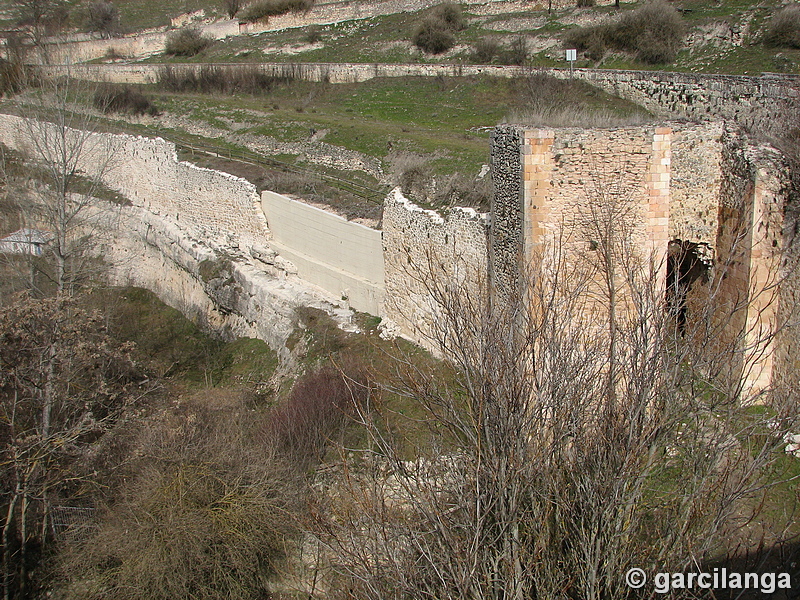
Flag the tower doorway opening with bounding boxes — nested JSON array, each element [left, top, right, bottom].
[[667, 240, 711, 332]]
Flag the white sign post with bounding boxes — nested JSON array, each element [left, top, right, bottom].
[[566, 48, 577, 76]]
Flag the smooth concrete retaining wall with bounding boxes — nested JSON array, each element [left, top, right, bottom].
[[261, 191, 385, 315]]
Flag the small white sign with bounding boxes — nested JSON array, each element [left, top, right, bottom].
[[566, 48, 577, 62]]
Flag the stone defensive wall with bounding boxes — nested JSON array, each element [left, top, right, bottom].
[[262, 191, 385, 315], [490, 122, 796, 394], [53, 62, 800, 132], [381, 189, 489, 350], [0, 113, 269, 249], [0, 112, 795, 391], [0, 112, 493, 355], [0, 113, 360, 358]]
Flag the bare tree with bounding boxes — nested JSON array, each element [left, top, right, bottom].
[[13, 0, 70, 58], [314, 187, 799, 600], [85, 1, 121, 39], [12, 73, 121, 296], [223, 0, 242, 19]]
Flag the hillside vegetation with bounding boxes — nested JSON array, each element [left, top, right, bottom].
[[2, 0, 799, 74]]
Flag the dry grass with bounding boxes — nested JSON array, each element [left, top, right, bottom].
[[507, 73, 653, 128], [55, 390, 306, 600]]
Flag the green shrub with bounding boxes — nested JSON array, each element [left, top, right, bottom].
[[164, 26, 214, 56], [564, 0, 685, 64], [764, 5, 800, 48], [576, 0, 595, 6], [239, 0, 313, 22]]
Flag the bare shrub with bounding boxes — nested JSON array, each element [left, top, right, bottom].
[[306, 24, 322, 43], [103, 46, 125, 60], [564, 24, 606, 60], [390, 153, 434, 202], [265, 364, 368, 469], [56, 401, 305, 600], [316, 184, 800, 600], [0, 34, 34, 96], [434, 171, 492, 210], [764, 5, 800, 48], [413, 3, 465, 54], [223, 0, 242, 18], [472, 37, 500, 63], [157, 64, 297, 95], [505, 34, 528, 65], [85, 1, 120, 38], [564, 0, 686, 64], [164, 26, 214, 57], [239, 0, 314, 22], [0, 296, 143, 598], [93, 84, 159, 116], [611, 0, 686, 63], [430, 1, 466, 31]]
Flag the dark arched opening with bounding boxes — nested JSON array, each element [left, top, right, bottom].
[[667, 240, 711, 332]]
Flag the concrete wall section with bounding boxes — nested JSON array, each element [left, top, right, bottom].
[[262, 191, 384, 315]]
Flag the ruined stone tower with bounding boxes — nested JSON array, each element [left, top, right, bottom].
[[490, 123, 796, 395]]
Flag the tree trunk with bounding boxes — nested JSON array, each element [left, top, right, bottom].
[[2, 486, 20, 600], [18, 492, 28, 600]]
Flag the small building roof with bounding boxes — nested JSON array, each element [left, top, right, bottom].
[[0, 229, 55, 245]]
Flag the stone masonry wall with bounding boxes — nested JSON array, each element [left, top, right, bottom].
[[489, 126, 524, 299], [669, 122, 724, 254], [714, 137, 792, 395], [382, 188, 489, 351], [511, 125, 670, 274], [0, 114, 269, 250], [55, 63, 800, 133], [490, 122, 796, 395]]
